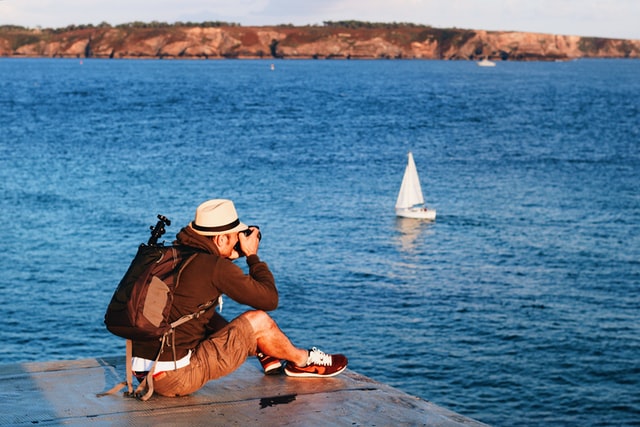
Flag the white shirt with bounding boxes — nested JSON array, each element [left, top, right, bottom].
[[131, 350, 191, 374]]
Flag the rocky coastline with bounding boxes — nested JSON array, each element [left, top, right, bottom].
[[1, 22, 639, 61]]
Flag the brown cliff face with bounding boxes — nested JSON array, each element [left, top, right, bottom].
[[1, 24, 638, 60]]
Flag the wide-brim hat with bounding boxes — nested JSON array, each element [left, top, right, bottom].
[[189, 199, 248, 236]]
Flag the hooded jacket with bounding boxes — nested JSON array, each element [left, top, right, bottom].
[[132, 226, 277, 361]]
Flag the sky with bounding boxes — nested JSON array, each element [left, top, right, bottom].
[[1, 0, 638, 40]]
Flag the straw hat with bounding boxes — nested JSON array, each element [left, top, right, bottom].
[[190, 199, 248, 236]]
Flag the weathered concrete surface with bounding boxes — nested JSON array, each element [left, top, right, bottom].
[[0, 356, 490, 426]]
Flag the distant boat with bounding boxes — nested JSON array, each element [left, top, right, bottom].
[[395, 152, 436, 220], [477, 58, 496, 67]]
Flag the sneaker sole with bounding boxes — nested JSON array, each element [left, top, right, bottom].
[[264, 365, 283, 375], [284, 365, 347, 378]]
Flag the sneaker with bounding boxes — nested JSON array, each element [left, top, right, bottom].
[[284, 347, 348, 378], [257, 352, 282, 375]]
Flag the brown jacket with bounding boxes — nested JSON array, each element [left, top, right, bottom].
[[132, 226, 277, 361]]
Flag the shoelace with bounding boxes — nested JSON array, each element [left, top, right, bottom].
[[306, 347, 332, 366]]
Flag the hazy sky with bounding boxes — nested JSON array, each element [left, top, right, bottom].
[[1, 0, 638, 40]]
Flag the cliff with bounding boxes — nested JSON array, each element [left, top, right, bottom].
[[1, 23, 639, 61]]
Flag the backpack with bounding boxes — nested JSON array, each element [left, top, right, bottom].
[[99, 215, 216, 400]]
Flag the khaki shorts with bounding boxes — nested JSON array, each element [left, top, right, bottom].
[[153, 315, 257, 397]]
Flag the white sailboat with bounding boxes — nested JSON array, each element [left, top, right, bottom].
[[395, 152, 436, 220], [477, 58, 496, 67]]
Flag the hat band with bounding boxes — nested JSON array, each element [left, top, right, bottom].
[[192, 218, 240, 233]]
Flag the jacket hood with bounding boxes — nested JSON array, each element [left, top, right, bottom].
[[175, 226, 220, 255]]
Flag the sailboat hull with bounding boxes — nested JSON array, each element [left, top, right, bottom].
[[395, 207, 436, 220]]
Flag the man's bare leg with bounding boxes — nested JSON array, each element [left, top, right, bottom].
[[241, 310, 308, 367]]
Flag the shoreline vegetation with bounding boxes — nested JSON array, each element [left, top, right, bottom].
[[1, 20, 639, 61]]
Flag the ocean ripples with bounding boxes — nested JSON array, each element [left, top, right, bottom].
[[1, 58, 639, 426]]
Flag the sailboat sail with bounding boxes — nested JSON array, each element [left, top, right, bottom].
[[395, 152, 436, 220], [395, 152, 424, 209]]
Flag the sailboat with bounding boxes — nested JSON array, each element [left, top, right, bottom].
[[477, 58, 496, 67], [395, 152, 436, 220]]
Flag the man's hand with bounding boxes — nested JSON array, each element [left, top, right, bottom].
[[238, 227, 260, 257]]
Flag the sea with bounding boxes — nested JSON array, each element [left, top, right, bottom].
[[0, 57, 638, 426]]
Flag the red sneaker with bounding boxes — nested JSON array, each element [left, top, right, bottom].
[[257, 352, 282, 375], [284, 347, 348, 378]]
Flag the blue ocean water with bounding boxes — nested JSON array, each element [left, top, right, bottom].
[[1, 57, 639, 426]]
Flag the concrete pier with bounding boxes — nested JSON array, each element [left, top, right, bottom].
[[0, 356, 489, 426]]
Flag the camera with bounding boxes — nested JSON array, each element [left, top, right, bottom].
[[234, 225, 261, 257]]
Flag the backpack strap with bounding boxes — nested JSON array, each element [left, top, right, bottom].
[[133, 297, 217, 399], [134, 333, 168, 401], [126, 339, 134, 395], [96, 339, 134, 398]]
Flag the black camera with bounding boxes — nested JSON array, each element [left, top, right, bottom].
[[234, 225, 261, 257]]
